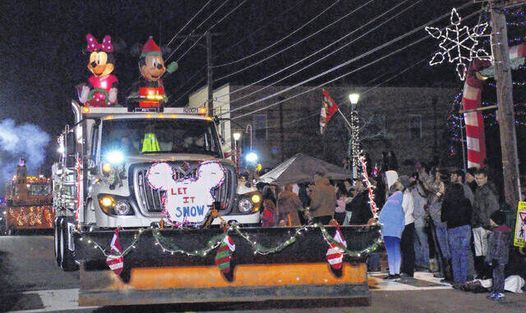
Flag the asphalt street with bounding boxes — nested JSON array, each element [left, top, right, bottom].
[[1, 236, 525, 313]]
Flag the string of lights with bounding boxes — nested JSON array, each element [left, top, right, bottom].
[[76, 223, 382, 259]]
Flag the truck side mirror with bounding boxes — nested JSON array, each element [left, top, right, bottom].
[[65, 131, 77, 168]]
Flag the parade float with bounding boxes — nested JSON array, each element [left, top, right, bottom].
[[51, 34, 381, 307]]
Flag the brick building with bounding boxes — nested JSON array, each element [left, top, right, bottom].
[[189, 84, 458, 174]]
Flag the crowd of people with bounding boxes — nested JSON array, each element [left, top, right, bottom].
[[254, 155, 524, 302]]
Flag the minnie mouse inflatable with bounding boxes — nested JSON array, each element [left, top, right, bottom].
[[77, 34, 118, 107]]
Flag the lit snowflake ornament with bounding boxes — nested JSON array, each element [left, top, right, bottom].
[[425, 8, 492, 80]]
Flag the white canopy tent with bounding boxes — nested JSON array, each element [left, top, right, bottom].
[[258, 153, 353, 185]]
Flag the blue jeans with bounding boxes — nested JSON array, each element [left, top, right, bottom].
[[447, 225, 471, 284], [384, 236, 401, 275], [414, 226, 429, 269], [434, 221, 450, 259]]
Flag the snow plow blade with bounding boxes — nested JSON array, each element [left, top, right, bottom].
[[75, 225, 380, 306]]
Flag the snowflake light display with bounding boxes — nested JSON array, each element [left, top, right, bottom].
[[425, 8, 492, 80]]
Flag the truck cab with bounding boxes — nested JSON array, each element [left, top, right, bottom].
[[52, 101, 261, 270]]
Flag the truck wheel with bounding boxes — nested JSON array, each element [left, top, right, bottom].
[[54, 217, 63, 266], [59, 218, 79, 272]]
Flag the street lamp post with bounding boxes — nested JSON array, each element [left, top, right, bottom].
[[245, 124, 253, 151], [348, 93, 360, 181], [233, 132, 241, 173]]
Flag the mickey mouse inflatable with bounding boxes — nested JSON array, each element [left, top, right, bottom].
[[78, 34, 118, 107], [128, 36, 177, 108]]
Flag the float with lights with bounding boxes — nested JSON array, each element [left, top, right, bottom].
[[1, 159, 53, 235], [51, 34, 380, 307]]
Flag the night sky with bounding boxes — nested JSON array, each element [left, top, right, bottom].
[[0, 0, 500, 175]]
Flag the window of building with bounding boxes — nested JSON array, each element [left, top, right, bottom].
[[409, 114, 422, 139], [253, 113, 267, 141]]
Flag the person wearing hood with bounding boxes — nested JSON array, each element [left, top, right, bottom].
[[379, 182, 406, 279], [276, 184, 302, 226], [399, 175, 416, 278], [308, 173, 336, 225]]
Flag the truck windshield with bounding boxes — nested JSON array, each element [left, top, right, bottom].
[[101, 118, 221, 157], [29, 183, 51, 196]]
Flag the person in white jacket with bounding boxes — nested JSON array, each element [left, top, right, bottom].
[[399, 175, 416, 278]]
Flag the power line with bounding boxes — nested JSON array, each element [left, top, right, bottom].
[[173, 0, 249, 64], [172, 1, 306, 102], [213, 0, 306, 62], [164, 0, 214, 48], [213, 0, 344, 69], [172, 76, 207, 105], [227, 6, 482, 120], [222, 0, 418, 106], [166, 0, 232, 62], [232, 36, 430, 120]]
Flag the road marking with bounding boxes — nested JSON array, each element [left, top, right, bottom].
[[6, 288, 98, 313]]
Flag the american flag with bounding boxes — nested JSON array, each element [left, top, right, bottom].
[[106, 228, 124, 275], [326, 227, 347, 270]]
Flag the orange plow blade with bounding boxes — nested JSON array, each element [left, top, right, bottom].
[[79, 262, 370, 306]]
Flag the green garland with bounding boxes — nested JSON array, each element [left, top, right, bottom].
[[77, 223, 382, 259]]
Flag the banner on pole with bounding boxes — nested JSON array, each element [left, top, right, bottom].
[[513, 201, 526, 248]]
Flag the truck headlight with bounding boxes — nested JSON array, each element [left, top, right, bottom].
[[238, 198, 253, 213], [114, 200, 131, 215], [99, 195, 115, 213], [98, 195, 134, 216]]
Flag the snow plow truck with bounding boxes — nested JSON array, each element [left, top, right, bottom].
[[52, 100, 381, 307]]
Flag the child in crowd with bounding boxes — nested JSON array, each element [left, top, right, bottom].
[[261, 199, 276, 227], [486, 210, 512, 302]]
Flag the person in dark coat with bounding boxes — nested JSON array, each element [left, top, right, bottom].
[[345, 181, 372, 225], [441, 183, 472, 284], [472, 168, 499, 279], [486, 210, 512, 302]]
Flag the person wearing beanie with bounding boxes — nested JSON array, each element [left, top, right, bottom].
[[485, 210, 512, 302], [379, 182, 405, 279]]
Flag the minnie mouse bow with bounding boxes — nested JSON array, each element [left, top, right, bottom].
[[86, 34, 114, 53]]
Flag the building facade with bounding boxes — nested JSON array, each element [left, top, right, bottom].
[[189, 84, 458, 175]]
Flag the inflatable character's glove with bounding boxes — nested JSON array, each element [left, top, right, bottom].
[[166, 62, 178, 74], [109, 88, 118, 104], [77, 84, 90, 104]]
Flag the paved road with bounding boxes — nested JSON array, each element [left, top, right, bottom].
[[1, 236, 525, 312]]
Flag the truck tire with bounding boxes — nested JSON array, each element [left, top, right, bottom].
[[54, 216, 63, 266], [59, 218, 79, 272]]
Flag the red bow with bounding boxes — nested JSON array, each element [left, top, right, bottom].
[[86, 34, 114, 53]]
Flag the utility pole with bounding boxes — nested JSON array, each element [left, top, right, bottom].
[[206, 31, 213, 117], [489, 0, 522, 207]]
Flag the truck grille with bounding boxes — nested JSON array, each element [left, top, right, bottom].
[[132, 161, 236, 216]]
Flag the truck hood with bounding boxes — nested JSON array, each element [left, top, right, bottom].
[[125, 153, 220, 164]]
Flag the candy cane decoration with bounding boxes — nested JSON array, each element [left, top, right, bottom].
[[359, 156, 378, 218], [462, 59, 489, 168]]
